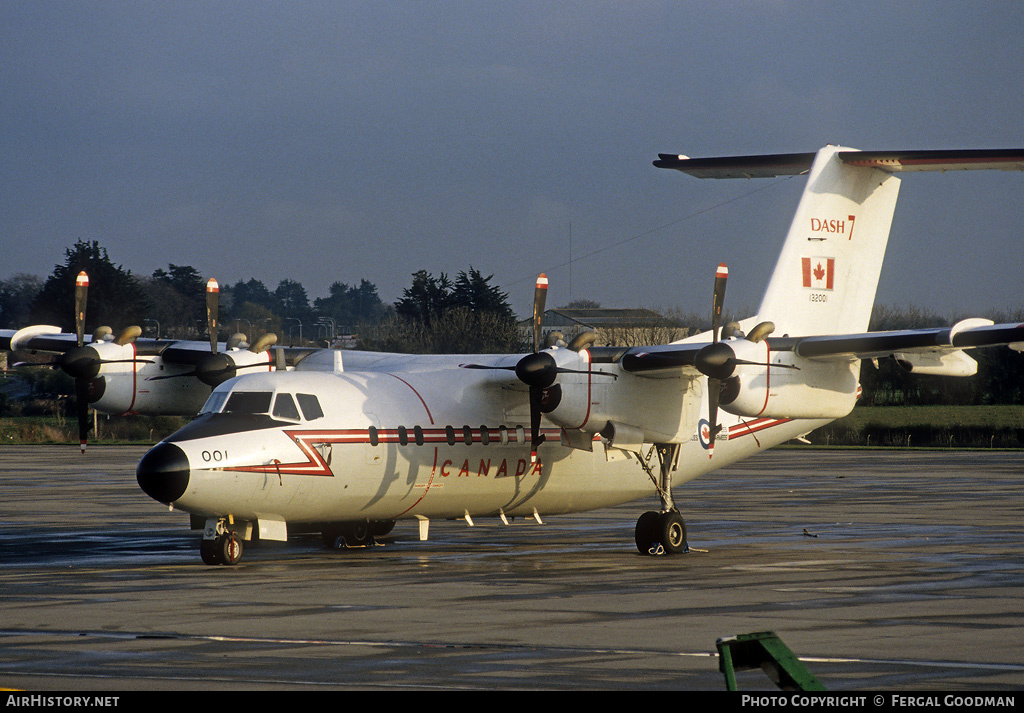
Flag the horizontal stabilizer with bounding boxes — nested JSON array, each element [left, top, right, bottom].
[[655, 148, 1024, 179]]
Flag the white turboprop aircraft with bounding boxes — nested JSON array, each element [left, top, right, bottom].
[[4, 145, 1023, 565]]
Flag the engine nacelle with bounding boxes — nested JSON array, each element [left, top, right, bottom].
[[535, 347, 596, 432], [716, 339, 859, 420], [88, 340, 213, 415], [895, 349, 978, 377]]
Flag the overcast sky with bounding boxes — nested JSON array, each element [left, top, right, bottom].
[[2, 1, 1022, 322]]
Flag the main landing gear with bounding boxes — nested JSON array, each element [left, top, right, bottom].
[[634, 443, 689, 556], [635, 509, 687, 555], [321, 520, 396, 549]]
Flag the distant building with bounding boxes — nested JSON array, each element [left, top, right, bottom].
[[522, 308, 691, 348]]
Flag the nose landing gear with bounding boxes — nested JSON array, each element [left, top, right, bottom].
[[200, 519, 247, 565]]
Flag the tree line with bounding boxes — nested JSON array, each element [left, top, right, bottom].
[[0, 240, 522, 354]]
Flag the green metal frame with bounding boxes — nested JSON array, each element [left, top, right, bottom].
[[717, 631, 825, 691]]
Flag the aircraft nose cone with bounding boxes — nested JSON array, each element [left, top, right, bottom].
[[137, 442, 190, 504]]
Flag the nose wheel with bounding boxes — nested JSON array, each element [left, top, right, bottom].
[[200, 523, 245, 565]]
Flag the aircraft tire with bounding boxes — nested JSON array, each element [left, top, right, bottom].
[[634, 511, 660, 555], [371, 520, 395, 537], [321, 528, 343, 549], [341, 521, 374, 547], [658, 511, 688, 554], [200, 539, 222, 565], [218, 533, 243, 565]]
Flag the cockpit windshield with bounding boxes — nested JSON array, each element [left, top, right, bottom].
[[224, 391, 273, 414], [272, 393, 300, 420], [199, 390, 323, 421]]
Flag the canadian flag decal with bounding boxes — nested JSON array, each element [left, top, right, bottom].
[[802, 257, 835, 290]]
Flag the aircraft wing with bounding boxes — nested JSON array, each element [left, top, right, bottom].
[[617, 343, 705, 375], [2, 327, 75, 354], [1, 326, 183, 359], [1, 327, 231, 361], [1, 326, 322, 369], [786, 320, 1024, 360], [619, 319, 1024, 377]]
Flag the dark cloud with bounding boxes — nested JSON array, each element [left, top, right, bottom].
[[2, 1, 1022, 320]]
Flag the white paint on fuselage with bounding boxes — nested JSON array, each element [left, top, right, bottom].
[[162, 358, 830, 527]]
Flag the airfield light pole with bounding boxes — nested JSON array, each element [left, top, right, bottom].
[[317, 317, 336, 347], [286, 318, 302, 346], [235, 319, 252, 340]]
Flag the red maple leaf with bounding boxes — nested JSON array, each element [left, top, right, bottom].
[[813, 262, 825, 282]]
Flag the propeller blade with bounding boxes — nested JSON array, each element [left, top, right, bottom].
[[531, 273, 548, 354], [72, 271, 92, 453], [528, 386, 546, 463], [74, 271, 89, 348], [75, 376, 90, 454], [712, 263, 727, 344], [206, 278, 219, 354], [707, 263, 727, 457], [707, 378, 720, 459], [459, 363, 516, 371]]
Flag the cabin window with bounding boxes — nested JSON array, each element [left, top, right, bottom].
[[272, 393, 301, 421], [398, 426, 408, 446], [445, 425, 456, 446], [223, 391, 272, 414], [480, 426, 490, 445], [414, 426, 424, 446], [462, 425, 473, 446], [297, 393, 324, 421], [368, 426, 379, 446], [498, 425, 509, 445]]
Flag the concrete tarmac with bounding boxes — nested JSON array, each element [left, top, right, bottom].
[[0, 445, 1022, 691]]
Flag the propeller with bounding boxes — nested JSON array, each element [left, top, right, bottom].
[[149, 278, 279, 387], [74, 271, 91, 454], [54, 272, 150, 453], [693, 264, 798, 458], [21, 272, 149, 452], [705, 264, 728, 458], [462, 273, 615, 464], [64, 271, 95, 453]]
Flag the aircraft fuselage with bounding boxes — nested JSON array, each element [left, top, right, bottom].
[[137, 358, 819, 536]]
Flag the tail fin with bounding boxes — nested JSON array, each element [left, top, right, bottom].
[[756, 145, 899, 336], [656, 146, 1024, 337]]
